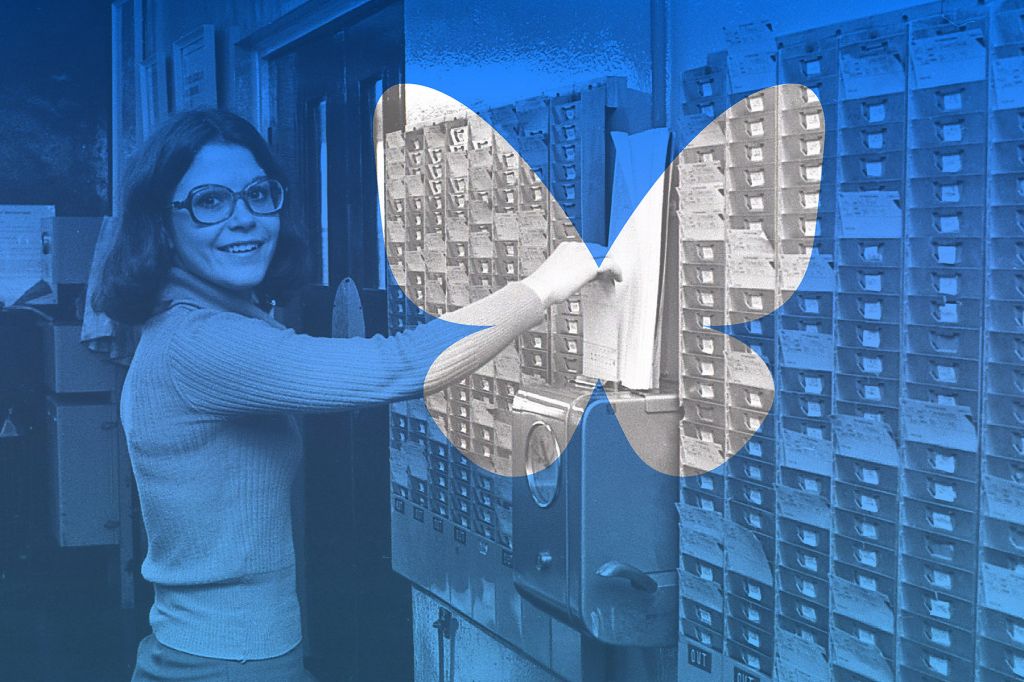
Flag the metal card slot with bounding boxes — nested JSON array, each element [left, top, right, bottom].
[[727, 500, 775, 538], [901, 527, 977, 572], [899, 638, 974, 680], [833, 536, 897, 576]]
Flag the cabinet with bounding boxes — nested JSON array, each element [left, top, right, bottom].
[[46, 399, 119, 547]]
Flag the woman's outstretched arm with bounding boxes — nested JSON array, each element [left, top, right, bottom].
[[166, 242, 614, 416]]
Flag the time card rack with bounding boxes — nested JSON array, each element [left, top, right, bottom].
[[675, 1, 1024, 681], [383, 78, 652, 664]]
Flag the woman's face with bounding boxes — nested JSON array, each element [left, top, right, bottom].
[[169, 143, 281, 293]]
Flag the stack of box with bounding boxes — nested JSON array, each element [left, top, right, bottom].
[[676, 47, 843, 679], [675, 84, 731, 677], [774, 31, 838, 681], [682, 59, 732, 120], [721, 78, 782, 682], [832, 23, 907, 682], [979, 3, 1024, 679], [896, 11, 988, 680], [677, 2, 1024, 679], [384, 80, 648, 658], [548, 94, 589, 387]]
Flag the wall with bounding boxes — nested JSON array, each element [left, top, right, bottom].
[[405, 0, 657, 114], [0, 3, 111, 215]]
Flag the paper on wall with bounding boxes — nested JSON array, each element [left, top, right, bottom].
[[724, 21, 777, 93], [774, 630, 829, 682], [677, 211, 725, 241], [680, 571, 723, 610], [675, 160, 725, 242], [902, 399, 977, 451], [832, 629, 894, 682], [0, 204, 55, 306], [726, 344, 774, 390], [782, 252, 834, 292], [681, 435, 726, 475], [678, 524, 724, 564], [777, 487, 829, 529], [840, 49, 906, 99], [993, 55, 1024, 110], [833, 415, 898, 466], [981, 475, 1024, 523], [781, 429, 832, 477], [910, 27, 985, 89], [981, 562, 1024, 619], [724, 520, 772, 584], [727, 252, 776, 289], [832, 578, 894, 632], [780, 329, 834, 372], [838, 191, 903, 238]]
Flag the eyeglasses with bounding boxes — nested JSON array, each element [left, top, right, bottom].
[[171, 177, 285, 225]]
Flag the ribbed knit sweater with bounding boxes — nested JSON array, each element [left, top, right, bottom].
[[121, 266, 546, 660]]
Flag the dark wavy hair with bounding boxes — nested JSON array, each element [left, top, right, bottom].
[[92, 109, 307, 324]]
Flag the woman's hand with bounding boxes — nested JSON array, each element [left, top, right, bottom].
[[522, 241, 622, 308]]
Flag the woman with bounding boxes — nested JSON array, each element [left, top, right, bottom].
[[93, 109, 614, 680]]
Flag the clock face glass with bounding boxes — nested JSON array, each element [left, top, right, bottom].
[[526, 421, 560, 508]]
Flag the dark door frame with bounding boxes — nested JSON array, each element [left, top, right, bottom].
[[260, 3, 408, 680]]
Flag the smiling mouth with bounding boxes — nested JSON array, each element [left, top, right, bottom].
[[217, 240, 264, 254]]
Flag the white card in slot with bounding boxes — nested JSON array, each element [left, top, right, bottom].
[[866, 102, 886, 123], [939, 182, 960, 202], [937, 275, 958, 295], [933, 363, 957, 383], [936, 244, 958, 265], [862, 273, 882, 291], [940, 152, 962, 173], [861, 328, 881, 348], [937, 213, 960, 232], [941, 91, 962, 111], [941, 122, 962, 142], [802, 137, 822, 156], [994, 55, 1024, 110], [936, 301, 958, 323], [862, 300, 882, 320]]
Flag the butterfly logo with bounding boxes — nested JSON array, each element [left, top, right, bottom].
[[375, 83, 822, 479]]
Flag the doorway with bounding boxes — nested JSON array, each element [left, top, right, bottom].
[[266, 3, 407, 680]]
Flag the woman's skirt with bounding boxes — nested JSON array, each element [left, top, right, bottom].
[[131, 633, 317, 681]]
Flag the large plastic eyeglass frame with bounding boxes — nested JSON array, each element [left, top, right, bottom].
[[170, 177, 285, 226]]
